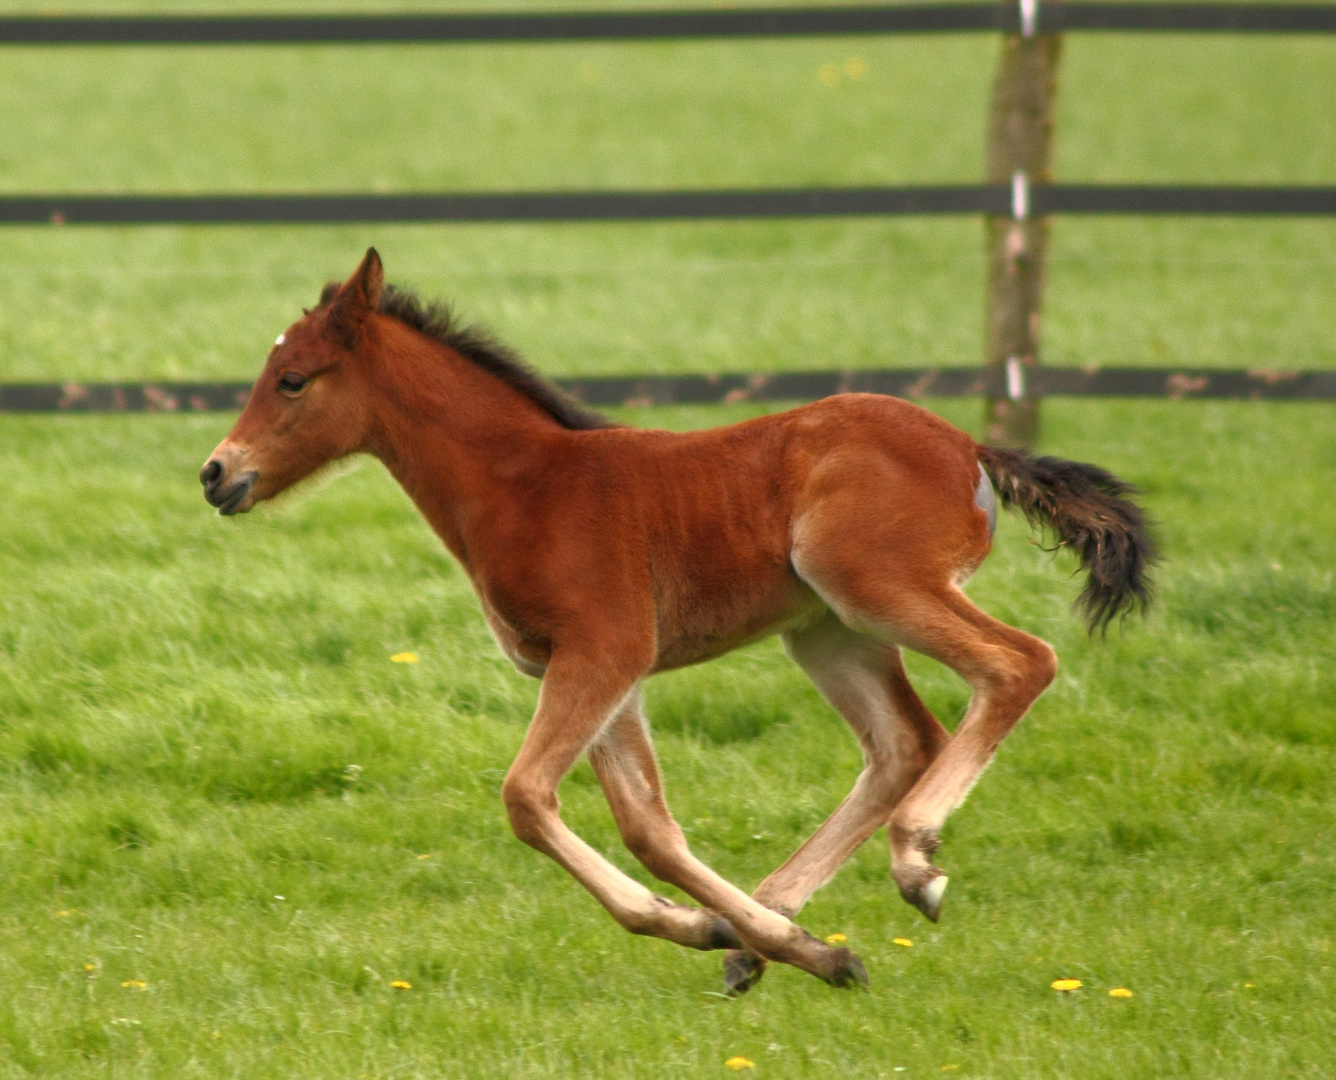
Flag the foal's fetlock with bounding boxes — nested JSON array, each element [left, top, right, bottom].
[[642, 896, 744, 951], [891, 821, 942, 859], [703, 913, 746, 952], [723, 949, 767, 996], [891, 823, 948, 922]]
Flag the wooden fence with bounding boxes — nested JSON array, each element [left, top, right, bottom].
[[4, 2, 1335, 440]]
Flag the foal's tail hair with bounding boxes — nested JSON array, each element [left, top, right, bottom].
[[976, 444, 1158, 634]]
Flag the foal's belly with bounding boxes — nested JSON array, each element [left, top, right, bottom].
[[649, 570, 825, 672], [472, 542, 824, 679]]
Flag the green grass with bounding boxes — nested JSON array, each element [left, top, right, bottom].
[[1, 402, 1334, 1079], [2, 7, 1335, 1078]]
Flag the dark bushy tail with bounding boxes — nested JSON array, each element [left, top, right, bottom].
[[977, 445, 1158, 634]]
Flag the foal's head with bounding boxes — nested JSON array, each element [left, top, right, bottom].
[[200, 248, 386, 515]]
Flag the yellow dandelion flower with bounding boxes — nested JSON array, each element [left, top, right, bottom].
[[724, 1058, 755, 1071], [416, 853, 432, 860], [390, 980, 412, 991], [121, 980, 147, 990], [844, 56, 868, 80], [824, 932, 847, 944], [391, 652, 419, 664], [818, 63, 840, 86], [1109, 987, 1134, 999], [1243, 982, 1256, 989], [84, 963, 96, 973], [1051, 978, 1082, 992], [893, 937, 914, 947], [55, 910, 72, 918]]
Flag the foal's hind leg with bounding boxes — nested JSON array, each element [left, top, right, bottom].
[[878, 587, 1057, 920], [722, 612, 950, 993], [800, 579, 1057, 922], [763, 615, 950, 915], [785, 445, 1058, 922]]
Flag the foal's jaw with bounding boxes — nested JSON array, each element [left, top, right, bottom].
[[213, 471, 258, 516]]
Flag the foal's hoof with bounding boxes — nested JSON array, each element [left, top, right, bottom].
[[920, 875, 949, 922], [822, 947, 869, 990], [723, 949, 767, 996], [899, 872, 949, 923]]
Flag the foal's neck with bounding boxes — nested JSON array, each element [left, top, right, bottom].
[[367, 320, 571, 566]]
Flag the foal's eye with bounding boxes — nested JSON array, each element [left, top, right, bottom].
[[277, 372, 309, 395]]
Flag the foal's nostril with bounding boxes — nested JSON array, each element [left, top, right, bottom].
[[200, 459, 223, 487]]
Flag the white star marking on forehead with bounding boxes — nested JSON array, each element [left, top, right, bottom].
[[274, 333, 286, 346]]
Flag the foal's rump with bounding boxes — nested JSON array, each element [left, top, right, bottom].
[[783, 394, 1155, 637], [786, 394, 996, 597]]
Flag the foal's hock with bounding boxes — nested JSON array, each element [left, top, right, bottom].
[[201, 249, 1156, 994]]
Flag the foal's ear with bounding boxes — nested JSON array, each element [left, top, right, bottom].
[[325, 248, 385, 344], [348, 247, 384, 310]]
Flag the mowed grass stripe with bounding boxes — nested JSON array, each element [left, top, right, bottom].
[[2, 217, 1335, 384]]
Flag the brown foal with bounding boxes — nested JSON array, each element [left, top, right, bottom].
[[201, 250, 1155, 993]]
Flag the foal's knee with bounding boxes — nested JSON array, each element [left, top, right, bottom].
[[501, 774, 556, 849]]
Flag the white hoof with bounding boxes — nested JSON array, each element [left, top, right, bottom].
[[921, 875, 948, 922]]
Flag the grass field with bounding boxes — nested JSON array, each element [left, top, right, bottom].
[[2, 4, 1335, 1078]]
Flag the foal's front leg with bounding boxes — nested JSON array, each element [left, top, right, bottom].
[[500, 651, 742, 952], [583, 687, 867, 989], [503, 650, 864, 987]]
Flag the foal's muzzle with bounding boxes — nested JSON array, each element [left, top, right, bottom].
[[200, 458, 258, 516]]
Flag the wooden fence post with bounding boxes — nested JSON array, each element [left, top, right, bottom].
[[983, 0, 1061, 447]]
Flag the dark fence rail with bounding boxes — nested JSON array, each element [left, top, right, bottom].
[[6, 185, 1336, 225], [4, 368, 1334, 414], [2, 3, 1335, 45]]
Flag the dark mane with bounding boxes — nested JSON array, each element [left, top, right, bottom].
[[321, 280, 614, 431]]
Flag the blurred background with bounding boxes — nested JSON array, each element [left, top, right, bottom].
[[3, 0, 1334, 383]]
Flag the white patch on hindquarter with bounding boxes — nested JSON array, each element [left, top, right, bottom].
[[951, 465, 1000, 587], [274, 333, 286, 347], [974, 463, 997, 538]]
